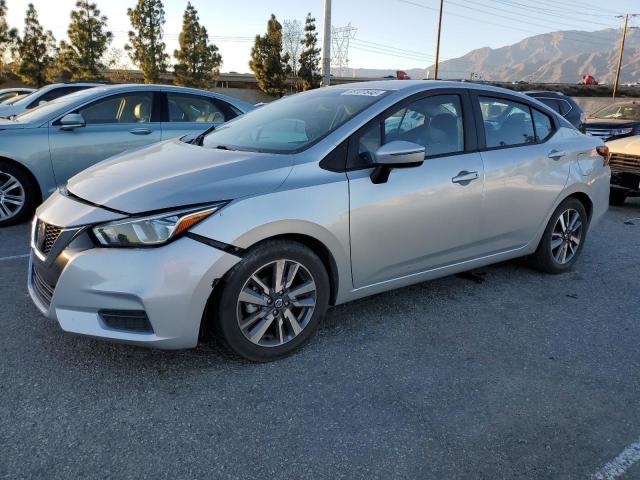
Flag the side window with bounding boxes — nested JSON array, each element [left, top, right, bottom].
[[78, 92, 154, 124], [532, 109, 554, 142], [167, 93, 232, 123], [479, 96, 535, 148], [557, 99, 572, 116], [356, 94, 464, 165], [537, 98, 561, 114], [28, 86, 86, 109]]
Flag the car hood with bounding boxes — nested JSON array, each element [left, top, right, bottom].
[[0, 116, 34, 129], [606, 135, 640, 154], [66, 139, 295, 214], [0, 104, 20, 118]]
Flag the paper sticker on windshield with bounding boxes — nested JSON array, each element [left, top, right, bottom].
[[341, 89, 386, 97]]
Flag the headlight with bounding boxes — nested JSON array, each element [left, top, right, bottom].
[[92, 203, 225, 247], [611, 127, 633, 136]]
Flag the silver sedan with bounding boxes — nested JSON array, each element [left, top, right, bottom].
[[0, 84, 254, 226], [28, 81, 610, 361]]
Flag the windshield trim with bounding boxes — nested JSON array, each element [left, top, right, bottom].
[[202, 88, 392, 155]]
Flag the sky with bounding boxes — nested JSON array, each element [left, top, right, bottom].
[[4, 0, 640, 74]]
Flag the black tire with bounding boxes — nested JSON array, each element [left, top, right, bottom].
[[609, 189, 627, 206], [0, 161, 38, 227], [214, 239, 330, 362], [529, 197, 588, 274]]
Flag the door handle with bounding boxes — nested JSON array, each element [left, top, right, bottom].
[[548, 149, 567, 160], [129, 128, 152, 135], [452, 170, 479, 185]]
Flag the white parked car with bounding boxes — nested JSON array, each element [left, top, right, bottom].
[[606, 135, 640, 205]]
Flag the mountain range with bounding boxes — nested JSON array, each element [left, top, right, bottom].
[[348, 28, 640, 83]]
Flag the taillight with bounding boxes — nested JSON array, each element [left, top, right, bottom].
[[596, 145, 610, 166]]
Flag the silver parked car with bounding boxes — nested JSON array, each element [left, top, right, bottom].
[[0, 84, 254, 225], [0, 87, 36, 104], [28, 81, 610, 361]]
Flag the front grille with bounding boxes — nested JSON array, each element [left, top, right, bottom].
[[610, 153, 640, 175], [31, 267, 55, 309], [35, 221, 63, 255], [99, 310, 154, 333]]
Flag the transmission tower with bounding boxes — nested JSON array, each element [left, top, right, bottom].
[[331, 24, 357, 77]]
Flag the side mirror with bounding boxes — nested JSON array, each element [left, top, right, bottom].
[[59, 113, 85, 131], [371, 141, 425, 184]]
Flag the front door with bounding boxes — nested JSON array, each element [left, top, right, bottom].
[[348, 92, 486, 288], [49, 91, 161, 185]]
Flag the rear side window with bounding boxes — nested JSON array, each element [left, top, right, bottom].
[[167, 92, 238, 123], [536, 98, 561, 114], [532, 109, 553, 142], [28, 86, 88, 109], [479, 96, 535, 148], [556, 99, 573, 116], [79, 92, 154, 124]]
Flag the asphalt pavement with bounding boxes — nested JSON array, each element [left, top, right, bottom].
[[1, 200, 639, 479]]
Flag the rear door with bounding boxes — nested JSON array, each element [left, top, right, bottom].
[[472, 92, 572, 252], [160, 91, 242, 140], [348, 90, 485, 288], [48, 90, 161, 184]]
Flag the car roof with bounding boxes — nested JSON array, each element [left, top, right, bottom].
[[330, 79, 537, 98], [525, 91, 569, 97]]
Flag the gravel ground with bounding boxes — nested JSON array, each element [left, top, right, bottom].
[[1, 200, 639, 479]]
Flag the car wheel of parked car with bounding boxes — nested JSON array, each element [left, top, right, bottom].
[[0, 162, 37, 227], [609, 189, 627, 206], [214, 240, 330, 362], [530, 197, 588, 274]]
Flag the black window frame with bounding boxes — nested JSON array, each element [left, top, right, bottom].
[[159, 91, 241, 123], [52, 91, 162, 126], [469, 90, 559, 152], [345, 88, 477, 171]]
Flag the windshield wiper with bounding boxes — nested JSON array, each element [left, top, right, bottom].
[[214, 145, 235, 151], [191, 124, 216, 146]]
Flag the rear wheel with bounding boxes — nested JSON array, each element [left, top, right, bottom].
[[529, 197, 588, 274], [609, 189, 627, 206], [214, 240, 330, 362], [0, 162, 37, 227]]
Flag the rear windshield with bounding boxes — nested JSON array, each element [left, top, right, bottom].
[[202, 88, 390, 153], [591, 103, 640, 121]]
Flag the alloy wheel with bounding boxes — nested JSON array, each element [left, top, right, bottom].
[[0, 172, 25, 221], [236, 259, 317, 347], [551, 208, 582, 265]]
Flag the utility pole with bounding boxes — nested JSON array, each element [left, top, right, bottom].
[[612, 14, 638, 100], [434, 0, 444, 80], [321, 0, 332, 87]]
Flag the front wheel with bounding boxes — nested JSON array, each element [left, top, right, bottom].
[[214, 240, 330, 362], [529, 198, 588, 274], [0, 162, 37, 227]]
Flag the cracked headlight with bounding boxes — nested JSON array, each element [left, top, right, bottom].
[[92, 203, 225, 247]]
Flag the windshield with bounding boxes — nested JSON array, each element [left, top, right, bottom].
[[14, 89, 97, 122], [201, 88, 391, 153], [591, 102, 640, 121]]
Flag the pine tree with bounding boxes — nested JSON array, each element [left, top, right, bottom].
[[298, 13, 321, 91], [173, 2, 222, 89], [0, 0, 17, 74], [15, 4, 56, 87], [250, 14, 290, 97], [126, 0, 168, 84], [59, 0, 112, 80]]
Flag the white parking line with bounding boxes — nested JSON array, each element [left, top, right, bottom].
[[592, 439, 640, 479], [0, 253, 29, 262]]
